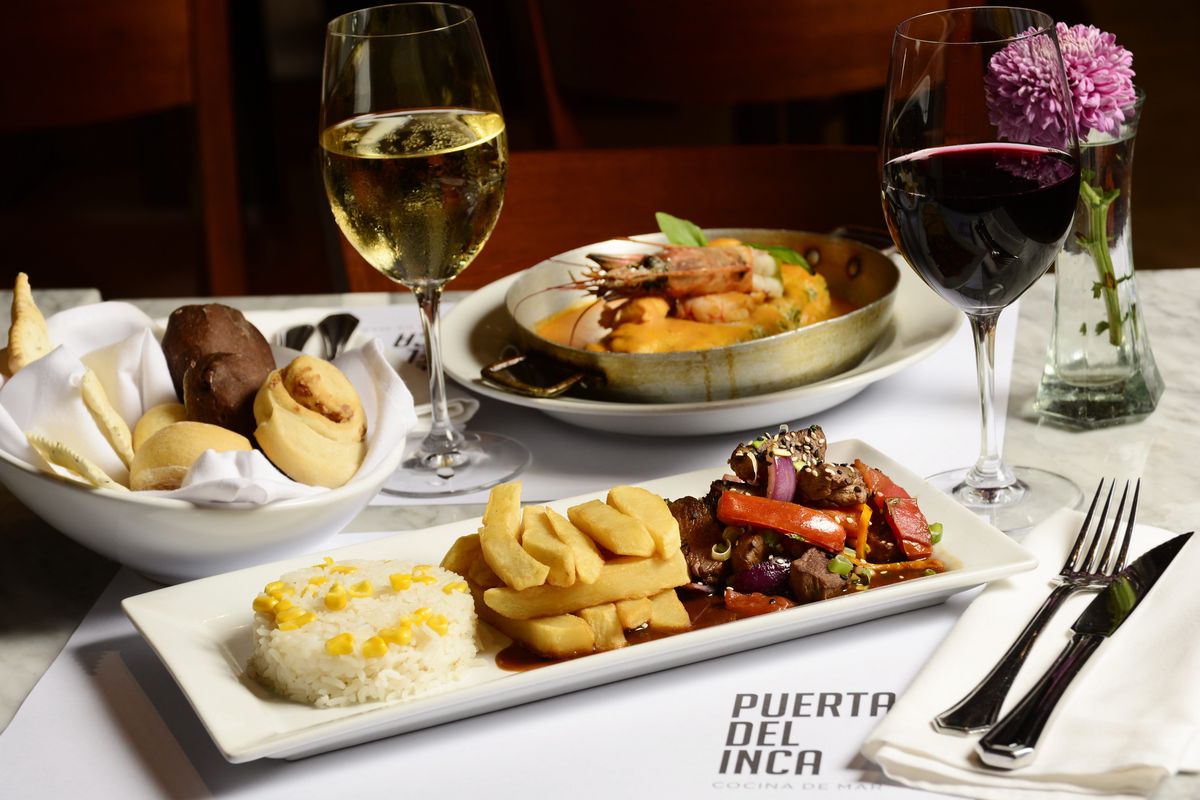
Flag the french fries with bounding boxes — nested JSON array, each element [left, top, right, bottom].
[[578, 604, 626, 651], [545, 509, 605, 584], [483, 552, 688, 620], [614, 597, 652, 630], [607, 485, 682, 558], [440, 533, 481, 576], [478, 483, 550, 591], [521, 506, 576, 587], [568, 500, 656, 557], [440, 481, 694, 658]]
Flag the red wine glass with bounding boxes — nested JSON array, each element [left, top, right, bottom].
[[880, 7, 1082, 531]]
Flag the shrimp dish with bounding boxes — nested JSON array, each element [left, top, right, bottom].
[[535, 235, 853, 355]]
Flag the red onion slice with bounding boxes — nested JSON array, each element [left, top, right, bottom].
[[766, 455, 795, 501]]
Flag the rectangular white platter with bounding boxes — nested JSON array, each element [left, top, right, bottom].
[[122, 439, 1036, 763]]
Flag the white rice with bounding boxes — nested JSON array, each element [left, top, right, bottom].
[[248, 558, 477, 707]]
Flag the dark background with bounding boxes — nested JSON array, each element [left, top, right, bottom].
[[2, 0, 1193, 299]]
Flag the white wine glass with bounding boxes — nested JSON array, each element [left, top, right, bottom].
[[321, 3, 530, 496]]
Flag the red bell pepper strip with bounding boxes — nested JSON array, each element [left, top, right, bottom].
[[724, 587, 795, 617], [716, 491, 848, 553], [854, 459, 933, 559]]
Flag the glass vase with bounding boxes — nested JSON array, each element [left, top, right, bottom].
[[1035, 88, 1164, 428]]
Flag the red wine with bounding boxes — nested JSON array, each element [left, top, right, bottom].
[[882, 144, 1079, 314]]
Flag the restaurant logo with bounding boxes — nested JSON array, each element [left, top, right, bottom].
[[717, 691, 894, 778]]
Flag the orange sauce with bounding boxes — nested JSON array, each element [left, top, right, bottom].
[[533, 262, 854, 354]]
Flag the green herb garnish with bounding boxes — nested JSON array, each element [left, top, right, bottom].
[[928, 522, 943, 545], [655, 211, 707, 246], [743, 242, 813, 273]]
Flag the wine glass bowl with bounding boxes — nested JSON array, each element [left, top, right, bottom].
[[321, 3, 530, 496], [880, 7, 1083, 530]]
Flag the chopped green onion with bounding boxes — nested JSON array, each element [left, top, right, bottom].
[[924, 569, 937, 576], [712, 541, 732, 561], [828, 554, 853, 575], [929, 522, 943, 545]]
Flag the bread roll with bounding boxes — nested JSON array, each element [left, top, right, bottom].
[[130, 421, 252, 491], [183, 351, 268, 438], [253, 356, 367, 488], [132, 403, 187, 451], [161, 304, 274, 399]]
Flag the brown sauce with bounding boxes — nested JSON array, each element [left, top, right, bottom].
[[493, 562, 940, 672]]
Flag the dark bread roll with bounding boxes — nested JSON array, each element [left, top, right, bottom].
[[162, 304, 274, 399], [183, 351, 271, 438]]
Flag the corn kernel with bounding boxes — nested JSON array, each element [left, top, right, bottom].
[[361, 636, 388, 659], [278, 611, 315, 631], [273, 598, 295, 614], [412, 607, 432, 623], [325, 582, 349, 611], [325, 632, 355, 656], [379, 625, 413, 646], [266, 581, 296, 598], [289, 611, 315, 629], [275, 606, 307, 624], [413, 574, 437, 585], [330, 564, 358, 575], [442, 581, 468, 594], [413, 564, 432, 574], [252, 594, 279, 614], [389, 573, 413, 591], [311, 555, 335, 570], [347, 580, 374, 598], [308, 575, 328, 585], [427, 614, 450, 636]]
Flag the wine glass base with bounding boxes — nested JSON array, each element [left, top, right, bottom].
[[380, 431, 531, 498], [926, 466, 1083, 535]]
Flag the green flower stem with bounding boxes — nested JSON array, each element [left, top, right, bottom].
[[1078, 179, 1124, 347]]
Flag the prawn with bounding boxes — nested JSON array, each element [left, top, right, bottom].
[[570, 244, 756, 301]]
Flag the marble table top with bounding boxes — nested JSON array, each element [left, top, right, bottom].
[[2, 272, 1197, 798]]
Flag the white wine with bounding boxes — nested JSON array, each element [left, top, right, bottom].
[[321, 109, 507, 287]]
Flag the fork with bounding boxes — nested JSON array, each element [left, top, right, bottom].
[[932, 478, 1140, 734]]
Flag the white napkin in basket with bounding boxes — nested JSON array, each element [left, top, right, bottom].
[[862, 509, 1200, 799], [0, 301, 417, 504]]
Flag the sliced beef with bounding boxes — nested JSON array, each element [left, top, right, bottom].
[[789, 548, 846, 604], [795, 462, 867, 508], [865, 521, 902, 564], [669, 495, 729, 586], [730, 533, 766, 574]]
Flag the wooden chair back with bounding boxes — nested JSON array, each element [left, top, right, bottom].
[[0, 0, 247, 295], [339, 145, 883, 293], [526, 0, 949, 148]]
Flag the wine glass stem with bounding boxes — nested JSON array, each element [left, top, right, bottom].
[[412, 284, 465, 459], [967, 313, 1017, 491]]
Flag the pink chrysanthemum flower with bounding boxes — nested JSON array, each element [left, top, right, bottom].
[[986, 22, 1135, 147], [1057, 23, 1136, 137]]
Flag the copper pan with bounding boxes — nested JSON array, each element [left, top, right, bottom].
[[493, 229, 898, 403]]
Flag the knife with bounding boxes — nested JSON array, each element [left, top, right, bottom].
[[976, 531, 1194, 769]]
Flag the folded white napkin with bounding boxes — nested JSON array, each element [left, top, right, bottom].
[[0, 301, 417, 505], [862, 509, 1200, 799]]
